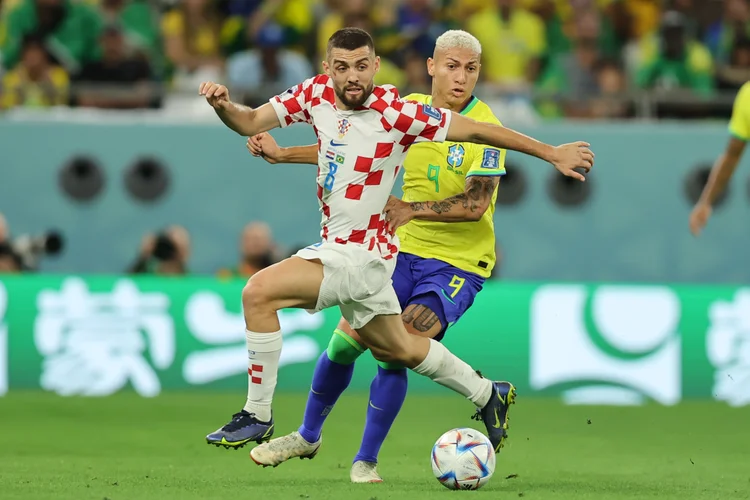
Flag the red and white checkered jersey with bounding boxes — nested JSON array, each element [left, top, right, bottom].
[[268, 74, 452, 260]]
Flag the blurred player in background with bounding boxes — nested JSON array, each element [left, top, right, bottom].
[[246, 30, 510, 483], [199, 28, 593, 467], [690, 81, 750, 235]]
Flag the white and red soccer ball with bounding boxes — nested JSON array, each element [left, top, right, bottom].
[[430, 427, 496, 490]]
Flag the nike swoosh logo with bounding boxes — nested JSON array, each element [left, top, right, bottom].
[[369, 400, 384, 411], [330, 141, 346, 146], [492, 391, 505, 428], [440, 289, 456, 305]]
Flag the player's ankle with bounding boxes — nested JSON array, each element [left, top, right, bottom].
[[474, 379, 493, 408], [243, 402, 272, 422], [298, 426, 320, 444]]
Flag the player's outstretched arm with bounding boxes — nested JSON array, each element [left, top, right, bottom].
[[689, 136, 746, 236], [384, 176, 499, 231], [199, 81, 281, 137], [246, 133, 318, 165], [446, 113, 594, 181]]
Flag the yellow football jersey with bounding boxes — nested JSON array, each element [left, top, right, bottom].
[[729, 81, 750, 141], [396, 93, 506, 278]]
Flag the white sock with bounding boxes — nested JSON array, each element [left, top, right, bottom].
[[412, 339, 493, 407], [243, 329, 283, 422]]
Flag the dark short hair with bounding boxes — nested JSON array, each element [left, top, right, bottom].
[[326, 28, 375, 58]]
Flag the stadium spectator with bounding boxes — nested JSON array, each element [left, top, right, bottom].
[[217, 221, 279, 278], [222, 0, 314, 52], [402, 48, 431, 94], [536, 8, 609, 117], [705, 0, 750, 65], [316, 0, 375, 60], [128, 225, 191, 275], [390, 0, 449, 59], [98, 0, 161, 70], [467, 0, 547, 90], [634, 10, 714, 95], [1, 34, 69, 108], [337, 10, 408, 88], [161, 0, 224, 90], [589, 58, 630, 118], [73, 24, 155, 109], [524, 0, 620, 59], [226, 22, 313, 105], [0, 243, 22, 273], [623, 0, 662, 40], [716, 36, 750, 91], [0, 0, 103, 72]]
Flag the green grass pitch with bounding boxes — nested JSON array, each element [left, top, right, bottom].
[[1, 392, 748, 499]]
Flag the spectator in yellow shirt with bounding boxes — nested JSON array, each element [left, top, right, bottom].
[[467, 0, 546, 88], [162, 0, 224, 75], [1, 35, 69, 109]]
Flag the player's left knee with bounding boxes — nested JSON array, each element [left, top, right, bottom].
[[241, 270, 275, 312]]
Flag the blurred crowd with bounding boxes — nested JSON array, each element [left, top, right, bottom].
[[0, 211, 289, 277], [0, 0, 748, 117], [0, 212, 505, 278]]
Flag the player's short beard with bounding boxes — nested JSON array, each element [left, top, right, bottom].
[[335, 82, 373, 109]]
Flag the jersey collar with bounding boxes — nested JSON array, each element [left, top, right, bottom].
[[428, 95, 478, 115]]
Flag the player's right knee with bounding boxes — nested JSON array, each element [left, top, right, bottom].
[[326, 328, 365, 365]]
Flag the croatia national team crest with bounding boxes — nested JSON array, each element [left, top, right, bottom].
[[447, 144, 465, 168], [337, 118, 351, 138]]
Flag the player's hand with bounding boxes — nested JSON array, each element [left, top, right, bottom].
[[689, 202, 712, 236], [199, 81, 231, 110], [384, 195, 413, 234], [247, 133, 283, 164], [551, 142, 594, 181]]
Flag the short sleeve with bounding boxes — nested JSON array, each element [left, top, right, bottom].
[[467, 112, 506, 177], [467, 145, 506, 177], [729, 83, 750, 141], [390, 100, 453, 145], [268, 76, 316, 128]]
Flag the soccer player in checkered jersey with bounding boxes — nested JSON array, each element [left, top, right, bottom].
[[200, 28, 594, 461], [246, 29, 534, 481]]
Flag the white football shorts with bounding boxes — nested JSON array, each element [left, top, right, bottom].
[[294, 242, 400, 329]]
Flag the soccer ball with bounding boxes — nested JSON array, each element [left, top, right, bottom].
[[430, 427, 496, 490]]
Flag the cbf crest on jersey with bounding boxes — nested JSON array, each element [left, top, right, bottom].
[[481, 148, 501, 169], [337, 118, 351, 138], [447, 144, 465, 168]]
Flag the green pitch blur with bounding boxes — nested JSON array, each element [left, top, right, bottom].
[[0, 392, 748, 500]]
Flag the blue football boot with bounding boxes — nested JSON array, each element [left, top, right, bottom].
[[471, 379, 516, 453], [206, 410, 274, 450]]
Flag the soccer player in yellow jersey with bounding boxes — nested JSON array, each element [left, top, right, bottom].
[[247, 30, 515, 483], [690, 81, 750, 235]]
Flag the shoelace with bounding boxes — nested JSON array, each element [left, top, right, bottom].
[[222, 411, 256, 432]]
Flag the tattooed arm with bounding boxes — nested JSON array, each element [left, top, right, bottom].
[[384, 175, 500, 232]]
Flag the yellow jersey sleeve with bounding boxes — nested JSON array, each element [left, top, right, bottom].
[[729, 82, 750, 141], [466, 113, 506, 178]]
